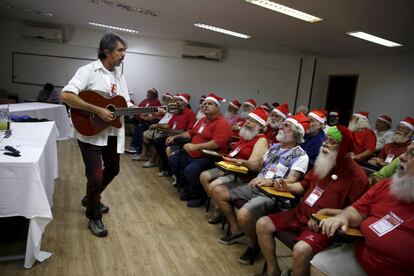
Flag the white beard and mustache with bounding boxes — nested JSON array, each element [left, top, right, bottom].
[[196, 110, 205, 120], [239, 125, 260, 141], [240, 111, 250, 119], [391, 168, 414, 204], [392, 133, 411, 144], [268, 117, 281, 129], [313, 146, 338, 179], [276, 129, 295, 143], [348, 119, 371, 132]]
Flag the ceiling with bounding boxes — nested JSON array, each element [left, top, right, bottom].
[[1, 0, 413, 57]]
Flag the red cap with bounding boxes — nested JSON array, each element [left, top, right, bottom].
[[260, 103, 270, 111], [205, 93, 225, 105], [272, 103, 289, 119], [285, 112, 310, 137], [400, 117, 414, 131], [353, 111, 369, 120], [377, 115, 392, 126], [229, 99, 241, 109], [243, 99, 256, 109], [248, 108, 269, 126], [308, 110, 327, 124], [162, 93, 174, 99], [173, 93, 191, 103]]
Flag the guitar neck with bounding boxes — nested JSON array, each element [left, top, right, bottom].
[[114, 106, 164, 116]]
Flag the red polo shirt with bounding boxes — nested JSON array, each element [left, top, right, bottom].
[[188, 114, 232, 158], [353, 128, 377, 154], [226, 134, 266, 160], [378, 141, 410, 162], [167, 107, 196, 131], [264, 127, 279, 146]]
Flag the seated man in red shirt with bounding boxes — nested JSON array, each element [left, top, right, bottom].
[[265, 103, 289, 146], [369, 117, 414, 167], [256, 126, 368, 276], [200, 108, 269, 223], [349, 112, 376, 161], [224, 99, 244, 135], [232, 99, 256, 134], [311, 140, 414, 276], [167, 93, 233, 207], [148, 93, 196, 174]]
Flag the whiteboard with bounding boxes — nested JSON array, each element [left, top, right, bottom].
[[12, 52, 94, 88]]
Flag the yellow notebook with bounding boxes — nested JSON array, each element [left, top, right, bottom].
[[311, 214, 364, 237], [258, 186, 295, 199], [216, 161, 248, 174]]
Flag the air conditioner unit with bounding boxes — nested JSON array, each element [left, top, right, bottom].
[[21, 26, 64, 43], [182, 45, 223, 61]]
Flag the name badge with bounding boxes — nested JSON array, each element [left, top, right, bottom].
[[384, 154, 395, 164], [275, 163, 289, 178], [197, 123, 206, 134], [228, 147, 240, 157], [304, 187, 324, 207], [369, 211, 403, 237], [264, 165, 277, 179]]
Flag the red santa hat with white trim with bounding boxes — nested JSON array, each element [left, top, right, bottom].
[[205, 93, 225, 105], [260, 103, 271, 112], [377, 115, 392, 126], [308, 110, 327, 124], [173, 93, 191, 103], [162, 93, 174, 99], [272, 103, 289, 119], [353, 111, 369, 121], [400, 117, 414, 131], [285, 112, 310, 137], [248, 108, 269, 127], [243, 99, 256, 109], [229, 99, 241, 109]]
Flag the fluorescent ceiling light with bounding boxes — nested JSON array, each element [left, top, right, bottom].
[[244, 0, 322, 23], [346, 31, 403, 47], [88, 22, 139, 33], [194, 23, 250, 39]]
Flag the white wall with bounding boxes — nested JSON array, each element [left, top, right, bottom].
[[0, 17, 307, 111], [322, 55, 414, 126]]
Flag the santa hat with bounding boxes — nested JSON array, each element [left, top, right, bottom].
[[326, 125, 354, 162], [173, 93, 191, 104], [400, 117, 414, 131], [248, 108, 269, 127], [200, 95, 206, 101], [260, 103, 271, 112], [308, 110, 327, 124], [272, 103, 289, 119], [329, 111, 339, 117], [285, 112, 310, 137], [162, 93, 174, 99], [205, 93, 225, 105], [353, 111, 369, 121], [243, 99, 256, 109], [377, 115, 392, 126], [229, 99, 241, 109], [148, 88, 158, 96], [272, 102, 280, 108]]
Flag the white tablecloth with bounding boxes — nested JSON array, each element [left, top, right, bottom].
[[0, 102, 71, 140], [0, 122, 58, 268]]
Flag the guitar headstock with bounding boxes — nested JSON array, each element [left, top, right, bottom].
[[166, 102, 182, 114]]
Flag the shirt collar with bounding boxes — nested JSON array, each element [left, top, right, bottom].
[[93, 59, 121, 78]]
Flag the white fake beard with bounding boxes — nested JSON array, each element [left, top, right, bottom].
[[313, 146, 338, 179], [239, 125, 260, 141], [196, 110, 205, 120], [348, 121, 357, 132], [276, 130, 294, 143], [268, 118, 280, 129], [392, 133, 411, 144], [349, 119, 370, 131], [391, 170, 414, 204], [240, 111, 249, 119]]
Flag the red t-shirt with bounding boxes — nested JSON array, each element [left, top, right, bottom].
[[278, 157, 368, 229], [232, 118, 246, 136], [378, 141, 410, 161], [264, 127, 279, 146], [167, 107, 196, 131], [226, 134, 266, 160], [352, 179, 414, 276], [188, 114, 233, 158], [138, 98, 161, 107], [353, 128, 377, 154]]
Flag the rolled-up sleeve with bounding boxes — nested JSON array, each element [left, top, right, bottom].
[[62, 66, 90, 94]]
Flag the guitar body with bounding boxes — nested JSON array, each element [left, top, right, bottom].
[[71, 91, 127, 136]]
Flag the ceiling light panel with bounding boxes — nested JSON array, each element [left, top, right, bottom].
[[86, 0, 159, 17], [0, 1, 54, 17], [194, 23, 251, 39], [88, 22, 139, 33], [346, 31, 403, 47], [244, 0, 322, 23]]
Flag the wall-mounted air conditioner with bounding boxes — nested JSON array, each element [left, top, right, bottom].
[[21, 26, 64, 43], [182, 45, 223, 61]]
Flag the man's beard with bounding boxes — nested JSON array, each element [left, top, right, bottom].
[[268, 118, 280, 129], [306, 125, 321, 136], [276, 130, 294, 143], [196, 110, 205, 120], [392, 133, 411, 144], [239, 125, 260, 141], [349, 119, 370, 132], [391, 170, 414, 204], [225, 111, 235, 119], [240, 111, 249, 119], [313, 146, 338, 179]]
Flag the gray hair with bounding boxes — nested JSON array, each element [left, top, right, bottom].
[[98, 33, 127, 60]]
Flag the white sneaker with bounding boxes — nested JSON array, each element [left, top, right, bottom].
[[124, 147, 137, 154], [172, 175, 177, 185], [158, 171, 168, 177], [142, 161, 157, 168], [132, 154, 148, 161]]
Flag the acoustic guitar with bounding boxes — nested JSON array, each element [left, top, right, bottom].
[[70, 90, 181, 136]]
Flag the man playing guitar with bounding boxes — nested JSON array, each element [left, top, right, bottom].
[[60, 33, 132, 237]]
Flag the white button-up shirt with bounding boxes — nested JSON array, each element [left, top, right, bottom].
[[62, 59, 133, 153]]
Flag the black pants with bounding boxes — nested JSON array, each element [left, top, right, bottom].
[[78, 136, 119, 219]]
